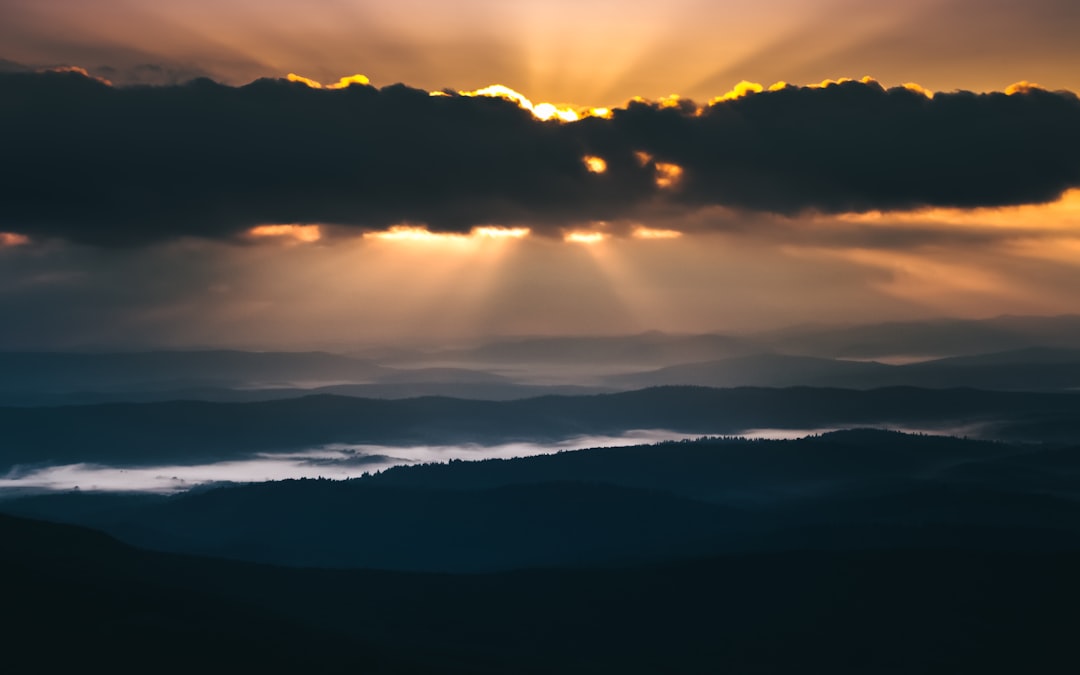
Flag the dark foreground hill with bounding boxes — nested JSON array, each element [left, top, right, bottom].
[[4, 512, 1079, 674]]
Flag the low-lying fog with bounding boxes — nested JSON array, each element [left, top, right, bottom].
[[0, 430, 698, 494], [0, 425, 986, 494]]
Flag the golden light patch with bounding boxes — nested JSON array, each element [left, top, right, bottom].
[[249, 224, 321, 242], [437, 77, 961, 126], [364, 226, 464, 243], [333, 74, 372, 88], [365, 225, 531, 244], [658, 94, 683, 109], [808, 78, 851, 89], [654, 162, 684, 189], [46, 66, 112, 86], [463, 84, 532, 108], [832, 189, 1080, 230], [286, 73, 370, 89], [456, 84, 580, 122], [709, 80, 764, 104], [564, 231, 608, 244], [286, 73, 324, 88], [632, 152, 683, 188], [583, 155, 608, 173], [1005, 81, 1044, 95], [0, 232, 30, 247], [473, 226, 531, 239], [632, 227, 682, 240], [533, 102, 580, 122], [901, 82, 934, 98], [807, 76, 876, 90]]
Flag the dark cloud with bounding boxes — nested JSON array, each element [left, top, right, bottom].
[[1, 70, 1078, 246]]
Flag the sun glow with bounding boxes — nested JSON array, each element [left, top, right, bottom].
[[1005, 81, 1045, 95], [473, 226, 531, 239], [454, 84, 580, 122], [632, 152, 683, 188], [284, 74, 966, 130], [364, 226, 465, 243], [901, 82, 934, 98], [249, 224, 322, 242], [449, 84, 615, 123], [564, 231, 608, 245], [710, 80, 764, 103], [364, 225, 531, 244], [832, 188, 1080, 230], [286, 73, 371, 89], [633, 227, 682, 239], [0, 232, 30, 247], [654, 162, 683, 189], [583, 156, 608, 173]]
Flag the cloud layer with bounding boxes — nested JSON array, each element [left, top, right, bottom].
[[2, 70, 1078, 246]]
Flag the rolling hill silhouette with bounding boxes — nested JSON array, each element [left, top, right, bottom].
[[6, 431, 1079, 571], [4, 387, 1080, 470], [5, 511, 1079, 674]]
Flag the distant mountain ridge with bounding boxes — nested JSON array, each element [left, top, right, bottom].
[[393, 314, 1080, 366], [607, 348, 1080, 390], [0, 350, 390, 391], [4, 386, 1080, 470], [758, 314, 1080, 358], [4, 315, 1080, 403]]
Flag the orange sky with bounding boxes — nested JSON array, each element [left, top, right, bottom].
[[2, 0, 1080, 347], [3, 0, 1079, 104]]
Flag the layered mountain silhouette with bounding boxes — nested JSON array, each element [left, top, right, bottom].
[[6, 430, 1079, 572], [390, 314, 1080, 365], [6, 316, 1080, 672], [5, 387, 1080, 470], [5, 315, 1080, 406], [607, 348, 1080, 391], [6, 465, 1080, 673]]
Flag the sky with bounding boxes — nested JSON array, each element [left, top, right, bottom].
[[2, 0, 1080, 349]]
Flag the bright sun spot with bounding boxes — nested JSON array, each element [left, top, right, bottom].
[[473, 226, 531, 239], [583, 156, 607, 173], [456, 84, 580, 121], [448, 84, 613, 123], [365, 225, 531, 244], [564, 231, 608, 244]]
